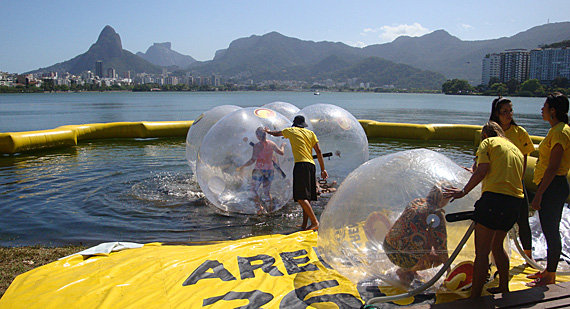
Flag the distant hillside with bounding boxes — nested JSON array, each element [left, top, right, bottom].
[[28, 26, 162, 75], [188, 32, 444, 89], [188, 23, 570, 86], [362, 22, 570, 84], [191, 32, 362, 77], [136, 42, 196, 68], [25, 22, 570, 88]]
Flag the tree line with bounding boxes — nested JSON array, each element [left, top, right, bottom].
[[442, 77, 570, 97]]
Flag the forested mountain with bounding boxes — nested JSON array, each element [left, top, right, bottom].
[[136, 42, 196, 68], [28, 26, 162, 75]]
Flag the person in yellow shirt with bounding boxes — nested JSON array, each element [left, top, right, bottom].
[[489, 97, 535, 262], [444, 121, 524, 298], [265, 115, 328, 231], [527, 92, 570, 287]]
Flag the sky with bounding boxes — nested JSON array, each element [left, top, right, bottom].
[[1, 0, 568, 74]]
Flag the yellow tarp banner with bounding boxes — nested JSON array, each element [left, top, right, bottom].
[[1, 231, 568, 308], [1, 232, 362, 308]]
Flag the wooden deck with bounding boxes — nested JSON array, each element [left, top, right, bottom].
[[411, 281, 570, 308]]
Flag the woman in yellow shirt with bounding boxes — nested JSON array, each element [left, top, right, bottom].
[[489, 97, 535, 262], [527, 93, 570, 287], [445, 121, 524, 298]]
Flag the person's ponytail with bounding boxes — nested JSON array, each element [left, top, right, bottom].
[[546, 92, 569, 124]]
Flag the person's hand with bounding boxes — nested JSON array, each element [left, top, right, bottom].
[[442, 186, 466, 202], [235, 166, 243, 172], [321, 170, 328, 180], [263, 127, 270, 133], [531, 194, 542, 210], [281, 142, 286, 148]]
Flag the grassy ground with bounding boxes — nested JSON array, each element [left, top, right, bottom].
[[0, 245, 87, 299]]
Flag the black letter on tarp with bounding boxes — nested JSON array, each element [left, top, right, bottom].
[[312, 246, 334, 269], [182, 260, 237, 286], [203, 290, 273, 308], [279, 249, 318, 275], [279, 280, 362, 308], [238, 254, 284, 279]]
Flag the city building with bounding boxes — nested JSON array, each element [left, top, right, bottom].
[[530, 47, 570, 85], [501, 49, 530, 83], [95, 60, 103, 78], [481, 49, 530, 85], [482, 53, 501, 85], [107, 68, 116, 79]]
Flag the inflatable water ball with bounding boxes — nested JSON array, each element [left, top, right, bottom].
[[299, 104, 368, 182], [196, 107, 295, 215], [186, 105, 242, 173], [261, 101, 300, 120], [317, 149, 481, 289]]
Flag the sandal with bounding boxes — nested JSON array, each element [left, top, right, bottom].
[[526, 277, 552, 287], [526, 271, 542, 279]]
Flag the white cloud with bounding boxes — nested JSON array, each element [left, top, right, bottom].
[[378, 23, 430, 41], [458, 23, 474, 31]]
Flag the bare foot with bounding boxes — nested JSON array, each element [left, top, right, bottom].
[[396, 268, 416, 285], [306, 224, 319, 231]]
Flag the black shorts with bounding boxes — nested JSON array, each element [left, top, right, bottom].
[[293, 162, 317, 201], [472, 191, 522, 232]]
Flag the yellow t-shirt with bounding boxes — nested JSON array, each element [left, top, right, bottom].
[[504, 125, 535, 155], [282, 127, 318, 164], [533, 122, 570, 184], [477, 136, 524, 198]]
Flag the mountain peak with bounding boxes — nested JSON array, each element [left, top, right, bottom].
[[152, 42, 172, 50], [92, 25, 123, 57]]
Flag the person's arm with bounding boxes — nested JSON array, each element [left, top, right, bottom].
[[443, 163, 488, 200], [532, 144, 564, 210], [313, 142, 328, 180], [236, 144, 259, 171], [523, 154, 528, 177], [264, 127, 283, 137], [270, 141, 285, 156]]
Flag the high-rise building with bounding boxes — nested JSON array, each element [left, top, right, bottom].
[[530, 48, 570, 85], [107, 68, 115, 79], [482, 53, 501, 85], [500, 49, 530, 83], [95, 60, 103, 78]]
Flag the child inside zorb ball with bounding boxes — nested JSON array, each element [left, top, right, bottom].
[[380, 182, 452, 284], [317, 149, 479, 289]]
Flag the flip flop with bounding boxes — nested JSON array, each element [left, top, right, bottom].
[[526, 271, 542, 279], [525, 278, 553, 287]]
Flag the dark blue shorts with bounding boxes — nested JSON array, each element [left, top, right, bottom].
[[472, 191, 522, 232], [252, 169, 274, 182]]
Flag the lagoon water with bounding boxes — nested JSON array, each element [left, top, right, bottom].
[[0, 92, 550, 246]]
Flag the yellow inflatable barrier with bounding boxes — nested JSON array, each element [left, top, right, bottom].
[[0, 121, 194, 154], [0, 129, 77, 154]]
